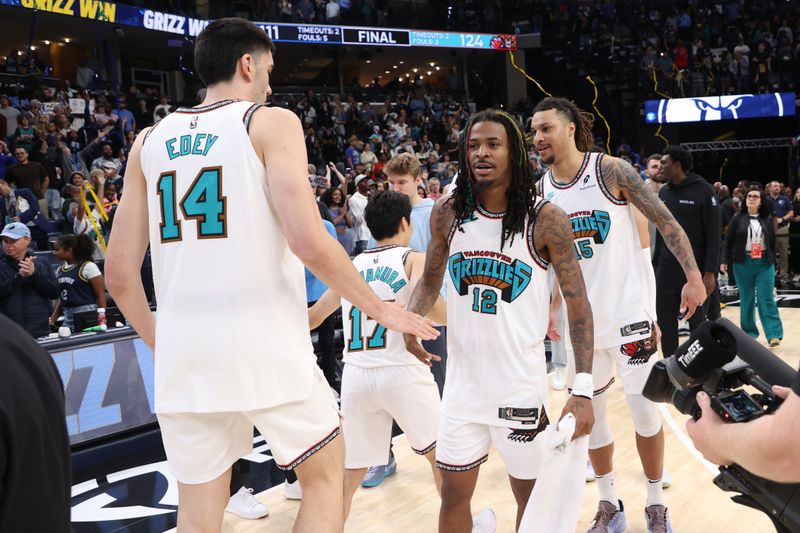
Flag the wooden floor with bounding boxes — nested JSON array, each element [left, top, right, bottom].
[[221, 305, 798, 533]]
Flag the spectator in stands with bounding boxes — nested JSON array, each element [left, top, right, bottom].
[[0, 222, 59, 338], [113, 97, 135, 133], [427, 177, 442, 201], [345, 136, 361, 169], [92, 103, 116, 128], [49, 233, 106, 331], [0, 95, 20, 149], [0, 140, 16, 181], [321, 186, 353, 254], [326, 0, 341, 23], [0, 178, 52, 251], [134, 98, 153, 130], [153, 95, 172, 123], [13, 115, 35, 154], [91, 143, 122, 173], [6, 146, 48, 199], [360, 142, 378, 173], [766, 180, 794, 282], [721, 188, 783, 346], [349, 174, 372, 255]]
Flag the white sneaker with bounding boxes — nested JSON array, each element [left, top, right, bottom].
[[662, 469, 672, 489], [472, 508, 497, 533], [284, 479, 302, 500], [225, 487, 269, 520], [551, 367, 566, 391], [586, 460, 596, 482]]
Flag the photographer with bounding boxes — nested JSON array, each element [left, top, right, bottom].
[[687, 376, 800, 483]]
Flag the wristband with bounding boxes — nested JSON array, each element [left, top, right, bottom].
[[571, 372, 594, 399]]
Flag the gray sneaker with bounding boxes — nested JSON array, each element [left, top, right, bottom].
[[588, 500, 626, 533], [645, 505, 672, 533]]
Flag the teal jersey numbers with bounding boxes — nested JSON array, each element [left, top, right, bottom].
[[157, 166, 227, 242], [347, 306, 387, 351]]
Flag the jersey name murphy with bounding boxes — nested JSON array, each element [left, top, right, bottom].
[[448, 250, 532, 303]]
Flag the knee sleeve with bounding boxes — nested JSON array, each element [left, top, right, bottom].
[[588, 389, 614, 450], [626, 393, 662, 438]]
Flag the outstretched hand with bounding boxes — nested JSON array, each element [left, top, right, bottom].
[[403, 332, 442, 367]]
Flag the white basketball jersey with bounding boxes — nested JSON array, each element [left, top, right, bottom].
[[445, 200, 550, 428], [140, 99, 316, 413], [342, 245, 419, 368], [540, 152, 655, 349]]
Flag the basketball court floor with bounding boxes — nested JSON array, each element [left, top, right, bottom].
[[72, 294, 800, 532]]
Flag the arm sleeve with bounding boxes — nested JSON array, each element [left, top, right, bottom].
[[16, 189, 40, 224], [80, 261, 102, 280], [703, 187, 722, 273], [348, 197, 365, 226]]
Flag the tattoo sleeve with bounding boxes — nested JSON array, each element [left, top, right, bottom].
[[407, 197, 454, 317], [601, 156, 700, 276], [535, 203, 594, 374]]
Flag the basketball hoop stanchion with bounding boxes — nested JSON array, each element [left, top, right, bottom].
[[585, 75, 612, 155]]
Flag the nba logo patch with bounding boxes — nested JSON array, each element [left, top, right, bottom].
[[190, 116, 198, 129]]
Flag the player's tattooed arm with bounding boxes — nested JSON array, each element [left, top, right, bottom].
[[602, 155, 706, 319], [601, 155, 700, 275], [403, 196, 454, 366], [535, 203, 594, 374], [407, 197, 453, 317], [536, 202, 595, 437]]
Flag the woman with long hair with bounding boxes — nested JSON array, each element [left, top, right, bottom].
[[721, 187, 783, 346], [320, 186, 354, 254]]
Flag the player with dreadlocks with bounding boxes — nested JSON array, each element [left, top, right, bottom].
[[534, 97, 706, 533], [404, 108, 596, 533]]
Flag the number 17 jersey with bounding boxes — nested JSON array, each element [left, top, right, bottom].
[[342, 245, 419, 368], [140, 99, 316, 414]]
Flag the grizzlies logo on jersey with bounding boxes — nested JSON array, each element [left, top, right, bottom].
[[448, 250, 532, 304]]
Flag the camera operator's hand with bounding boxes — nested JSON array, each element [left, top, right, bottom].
[[686, 391, 732, 466], [560, 395, 594, 440]]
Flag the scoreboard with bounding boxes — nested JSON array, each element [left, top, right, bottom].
[[2, 0, 517, 50]]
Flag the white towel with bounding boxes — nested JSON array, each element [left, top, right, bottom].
[[519, 414, 590, 533]]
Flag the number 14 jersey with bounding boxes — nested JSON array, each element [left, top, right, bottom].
[[140, 100, 316, 413]]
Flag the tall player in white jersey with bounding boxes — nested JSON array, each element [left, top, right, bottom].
[[404, 109, 596, 533], [104, 18, 438, 533], [308, 191, 447, 524], [532, 97, 706, 533]]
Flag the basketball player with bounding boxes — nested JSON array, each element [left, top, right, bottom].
[[532, 97, 706, 533], [308, 190, 447, 523], [361, 153, 448, 489], [403, 109, 596, 533], [104, 18, 438, 533]]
